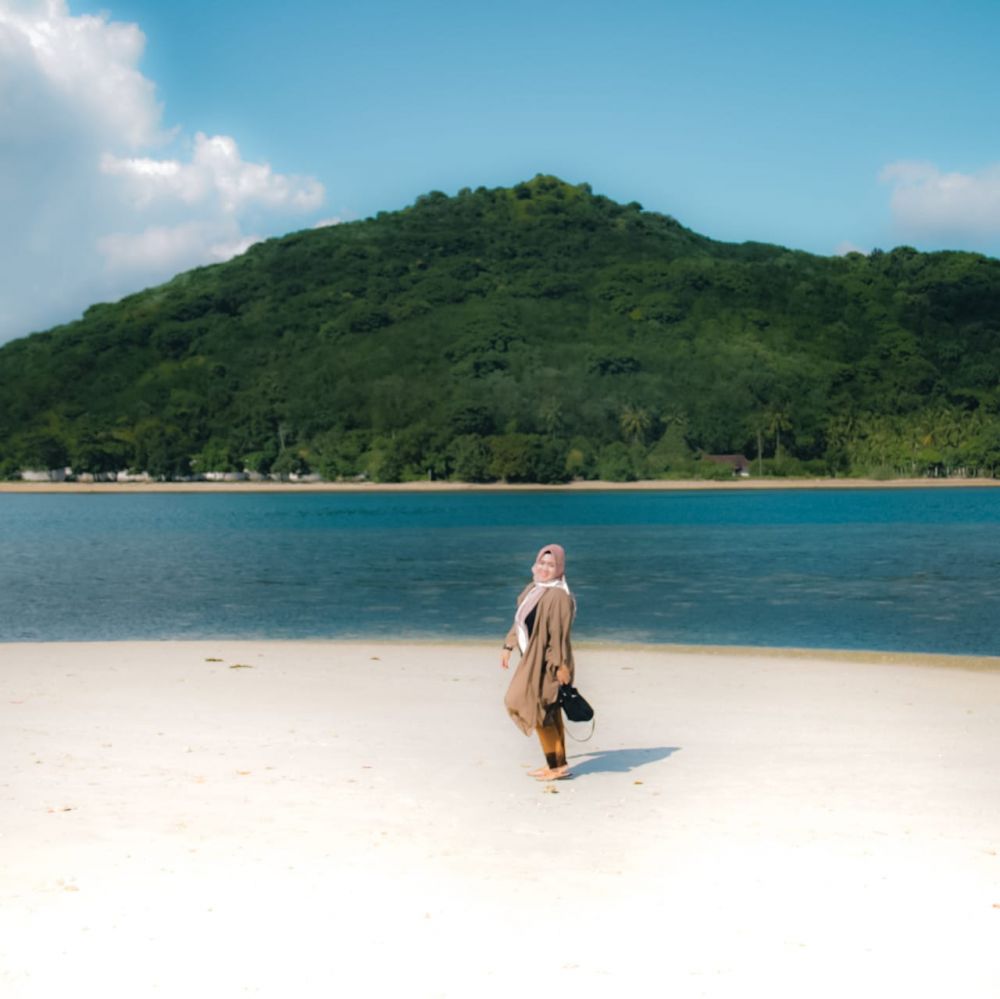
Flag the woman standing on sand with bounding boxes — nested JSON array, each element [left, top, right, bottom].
[[501, 543, 577, 781]]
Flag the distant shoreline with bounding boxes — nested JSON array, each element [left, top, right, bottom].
[[1, 476, 999, 494]]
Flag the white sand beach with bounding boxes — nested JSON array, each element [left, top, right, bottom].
[[1, 641, 998, 997]]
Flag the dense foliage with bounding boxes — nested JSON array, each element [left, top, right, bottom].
[[2, 174, 1000, 482]]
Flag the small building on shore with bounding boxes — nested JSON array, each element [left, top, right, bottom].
[[75, 472, 120, 483], [704, 454, 752, 477], [203, 471, 248, 482], [19, 468, 69, 482]]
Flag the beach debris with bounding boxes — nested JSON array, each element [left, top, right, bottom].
[[543, 785, 559, 794], [370, 656, 381, 661], [634, 780, 643, 785], [229, 663, 253, 669], [236, 770, 251, 776], [204, 657, 223, 662]]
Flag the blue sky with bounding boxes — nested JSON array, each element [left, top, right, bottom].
[[2, 0, 999, 343]]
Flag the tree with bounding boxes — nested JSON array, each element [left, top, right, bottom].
[[449, 435, 495, 482], [538, 400, 566, 436], [132, 423, 192, 479], [191, 438, 240, 474], [765, 407, 792, 464], [18, 431, 69, 471], [4, 176, 1000, 485], [71, 432, 130, 477], [597, 442, 636, 481], [489, 434, 568, 484], [270, 449, 310, 480], [619, 404, 652, 445], [747, 412, 768, 476], [646, 423, 694, 477]]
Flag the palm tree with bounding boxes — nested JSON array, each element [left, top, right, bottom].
[[747, 412, 768, 475], [538, 400, 565, 436], [765, 407, 792, 463], [619, 404, 651, 445]]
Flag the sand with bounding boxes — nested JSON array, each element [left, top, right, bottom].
[[1, 641, 998, 997], [2, 476, 1000, 493]]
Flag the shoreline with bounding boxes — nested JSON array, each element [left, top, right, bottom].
[[2, 639, 998, 996], [3, 636, 998, 673], [580, 639, 1000, 673], [2, 475, 999, 494]]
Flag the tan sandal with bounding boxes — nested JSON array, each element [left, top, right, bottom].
[[533, 766, 573, 781]]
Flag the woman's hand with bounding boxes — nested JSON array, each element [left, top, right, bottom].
[[556, 665, 571, 685], [501, 648, 511, 670]]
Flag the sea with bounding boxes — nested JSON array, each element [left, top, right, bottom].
[[2, 488, 1000, 656]]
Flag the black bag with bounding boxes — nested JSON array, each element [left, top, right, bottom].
[[558, 683, 594, 723]]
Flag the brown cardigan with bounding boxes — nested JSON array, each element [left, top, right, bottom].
[[503, 585, 576, 735]]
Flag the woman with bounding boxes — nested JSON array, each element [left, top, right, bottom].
[[501, 543, 577, 781]]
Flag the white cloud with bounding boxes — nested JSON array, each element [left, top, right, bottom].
[[97, 221, 261, 274], [100, 134, 325, 214], [880, 160, 1000, 242], [0, 0, 163, 147], [0, 0, 326, 343]]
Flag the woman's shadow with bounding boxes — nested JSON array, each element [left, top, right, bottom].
[[567, 746, 681, 777]]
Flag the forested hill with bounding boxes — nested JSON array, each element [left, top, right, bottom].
[[3, 174, 1000, 482]]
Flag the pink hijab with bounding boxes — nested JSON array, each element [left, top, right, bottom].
[[513, 543, 575, 653]]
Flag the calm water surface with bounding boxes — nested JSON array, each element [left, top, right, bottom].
[[2, 489, 1000, 655]]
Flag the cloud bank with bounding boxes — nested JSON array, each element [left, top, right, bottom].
[[0, 0, 324, 343], [880, 161, 1000, 248]]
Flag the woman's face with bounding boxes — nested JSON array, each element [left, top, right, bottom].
[[534, 552, 559, 582]]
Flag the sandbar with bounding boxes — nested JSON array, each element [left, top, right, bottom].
[[1, 640, 998, 997], [2, 476, 999, 494]]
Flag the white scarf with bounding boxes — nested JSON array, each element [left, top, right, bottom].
[[514, 578, 574, 654]]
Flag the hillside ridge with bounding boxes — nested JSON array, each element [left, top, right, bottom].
[[2, 174, 999, 482]]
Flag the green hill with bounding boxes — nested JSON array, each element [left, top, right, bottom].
[[3, 174, 1000, 482]]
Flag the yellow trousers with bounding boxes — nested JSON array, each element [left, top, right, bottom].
[[536, 705, 566, 769]]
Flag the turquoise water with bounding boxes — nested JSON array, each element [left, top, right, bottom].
[[2, 489, 1000, 655]]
